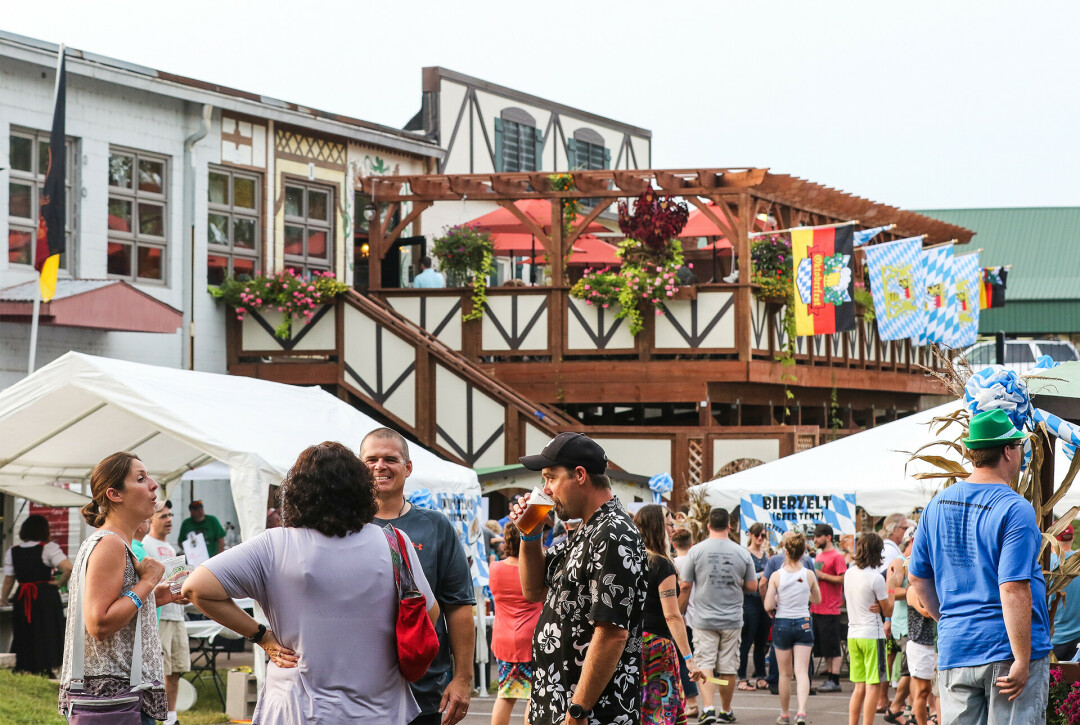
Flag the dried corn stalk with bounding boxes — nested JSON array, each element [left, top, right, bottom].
[[912, 345, 1080, 603]]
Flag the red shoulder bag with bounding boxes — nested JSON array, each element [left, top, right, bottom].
[[383, 525, 440, 682]]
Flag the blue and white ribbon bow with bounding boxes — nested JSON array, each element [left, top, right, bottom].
[[964, 357, 1080, 463], [648, 473, 674, 504]]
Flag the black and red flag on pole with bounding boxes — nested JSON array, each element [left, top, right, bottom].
[[35, 47, 66, 302]]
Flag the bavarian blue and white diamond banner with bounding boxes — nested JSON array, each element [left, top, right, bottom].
[[739, 493, 857, 536], [913, 243, 955, 346], [947, 252, 981, 348], [865, 237, 926, 341]]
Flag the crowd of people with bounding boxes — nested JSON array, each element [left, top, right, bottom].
[[0, 409, 1059, 724]]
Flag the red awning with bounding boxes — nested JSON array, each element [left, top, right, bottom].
[[0, 279, 182, 333], [467, 199, 607, 235], [529, 235, 621, 266]]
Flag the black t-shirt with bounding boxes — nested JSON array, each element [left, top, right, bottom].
[[531, 497, 647, 725], [642, 554, 678, 641], [377, 506, 475, 716]]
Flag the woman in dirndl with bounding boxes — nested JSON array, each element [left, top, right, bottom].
[[634, 505, 705, 725], [487, 521, 544, 725], [0, 514, 72, 675]]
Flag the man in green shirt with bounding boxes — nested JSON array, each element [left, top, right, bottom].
[[178, 500, 226, 556]]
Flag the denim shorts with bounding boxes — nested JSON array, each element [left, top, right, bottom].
[[772, 616, 814, 650]]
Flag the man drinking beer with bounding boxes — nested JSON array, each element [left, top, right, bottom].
[[511, 432, 647, 725]]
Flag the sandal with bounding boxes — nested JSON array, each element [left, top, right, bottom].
[[756, 679, 770, 690], [884, 710, 916, 725], [737, 680, 755, 691]]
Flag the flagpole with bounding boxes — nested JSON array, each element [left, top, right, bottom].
[[748, 219, 859, 238], [28, 42, 64, 375], [28, 282, 41, 374]]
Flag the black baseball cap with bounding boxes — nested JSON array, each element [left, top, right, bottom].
[[520, 432, 608, 474]]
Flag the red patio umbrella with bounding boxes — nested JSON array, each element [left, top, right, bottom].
[[529, 235, 621, 266], [679, 205, 773, 242], [467, 199, 607, 235], [488, 233, 553, 255]]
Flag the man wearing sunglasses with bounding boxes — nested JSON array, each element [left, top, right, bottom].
[[909, 409, 1051, 725]]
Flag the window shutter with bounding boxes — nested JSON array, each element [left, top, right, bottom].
[[533, 127, 544, 172], [603, 146, 611, 170], [494, 118, 503, 172], [566, 138, 577, 171]]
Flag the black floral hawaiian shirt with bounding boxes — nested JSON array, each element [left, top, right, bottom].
[[530, 497, 647, 725]]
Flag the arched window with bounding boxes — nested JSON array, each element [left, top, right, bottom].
[[570, 128, 609, 171], [495, 108, 541, 172]]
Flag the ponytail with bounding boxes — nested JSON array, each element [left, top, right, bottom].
[[80, 500, 107, 528]]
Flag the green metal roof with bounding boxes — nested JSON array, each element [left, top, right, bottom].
[[977, 301, 1080, 335], [916, 208, 1080, 335], [916, 208, 1080, 301]]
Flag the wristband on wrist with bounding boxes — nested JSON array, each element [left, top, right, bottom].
[[520, 531, 543, 542], [121, 590, 143, 609], [249, 623, 268, 644], [683, 653, 693, 661], [884, 617, 891, 621]]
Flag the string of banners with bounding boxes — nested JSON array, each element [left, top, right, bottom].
[[778, 221, 1008, 344]]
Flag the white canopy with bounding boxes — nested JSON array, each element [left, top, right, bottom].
[[0, 352, 479, 540], [695, 401, 1078, 517]]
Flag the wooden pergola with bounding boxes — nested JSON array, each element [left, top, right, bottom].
[[359, 167, 973, 360]]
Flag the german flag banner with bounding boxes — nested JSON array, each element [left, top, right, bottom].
[[980, 266, 1008, 309], [792, 225, 855, 336], [35, 48, 66, 303]]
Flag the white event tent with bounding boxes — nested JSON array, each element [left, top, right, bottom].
[[0, 352, 479, 542], [695, 400, 1079, 517]]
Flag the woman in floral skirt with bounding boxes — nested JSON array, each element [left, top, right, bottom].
[[487, 521, 544, 725], [635, 504, 705, 725]]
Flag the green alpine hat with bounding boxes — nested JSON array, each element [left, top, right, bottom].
[[963, 409, 1026, 450]]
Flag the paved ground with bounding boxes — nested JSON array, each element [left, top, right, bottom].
[[459, 683, 861, 725]]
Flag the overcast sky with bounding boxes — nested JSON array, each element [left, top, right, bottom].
[[4, 1, 1077, 210]]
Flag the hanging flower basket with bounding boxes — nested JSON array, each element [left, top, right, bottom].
[[209, 269, 349, 339]]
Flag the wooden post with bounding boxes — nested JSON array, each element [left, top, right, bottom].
[[1039, 427, 1056, 569], [735, 192, 753, 362], [550, 198, 565, 287], [415, 346, 435, 445], [368, 205, 384, 291], [504, 407, 523, 464]]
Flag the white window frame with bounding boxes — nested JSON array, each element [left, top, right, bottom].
[[282, 179, 334, 276], [207, 165, 262, 284], [7, 127, 77, 270], [107, 146, 169, 284]]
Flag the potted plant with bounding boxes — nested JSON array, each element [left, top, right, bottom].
[[568, 189, 691, 335], [209, 269, 349, 339], [750, 234, 792, 304], [430, 225, 494, 321]]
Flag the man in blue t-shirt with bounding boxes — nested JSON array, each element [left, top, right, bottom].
[[909, 409, 1051, 724]]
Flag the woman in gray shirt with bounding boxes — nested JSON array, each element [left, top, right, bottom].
[[184, 441, 438, 724]]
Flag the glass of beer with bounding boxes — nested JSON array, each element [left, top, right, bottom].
[[516, 487, 555, 534]]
